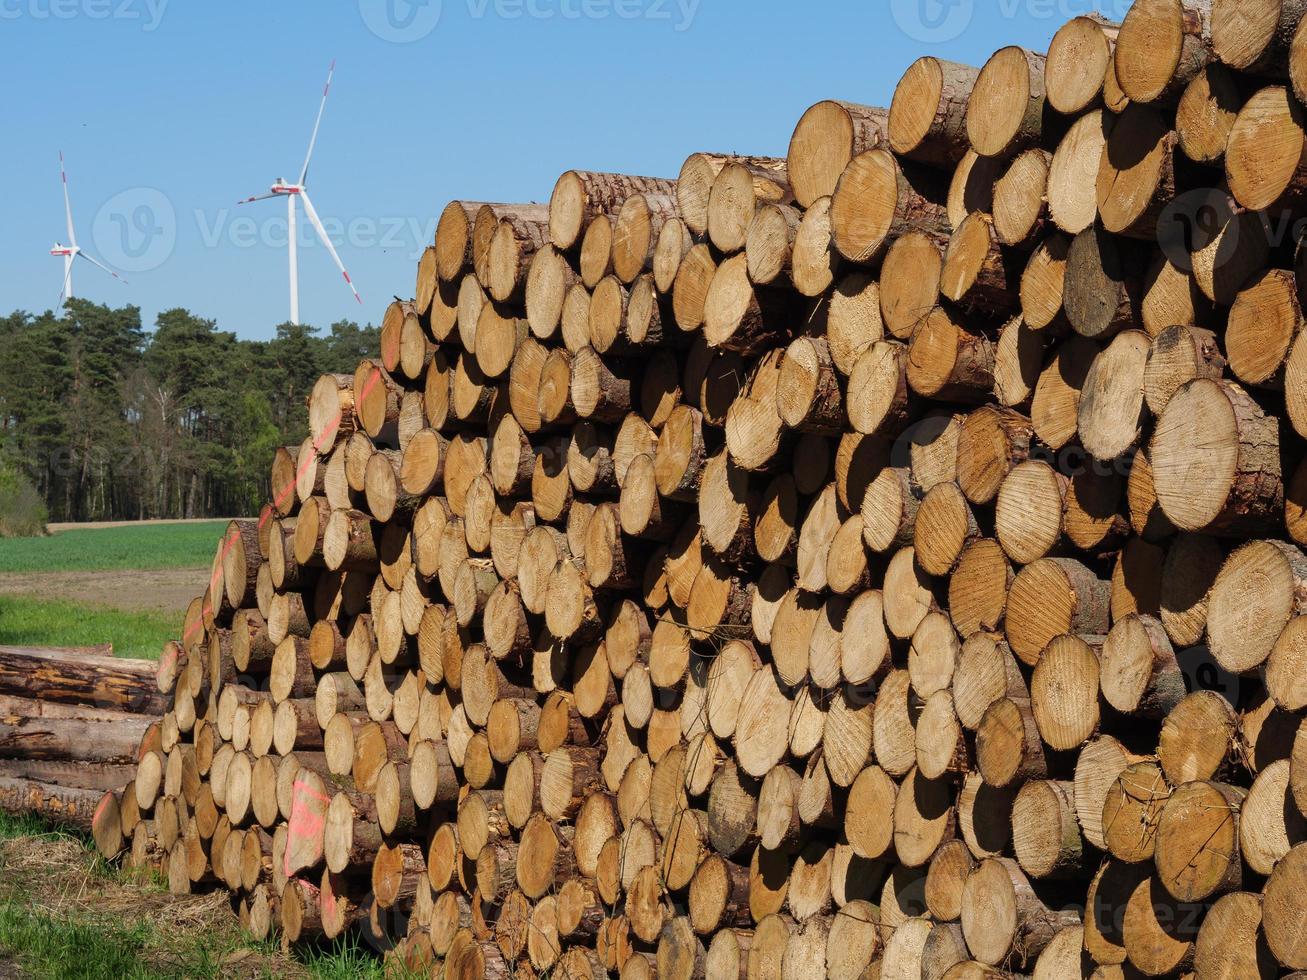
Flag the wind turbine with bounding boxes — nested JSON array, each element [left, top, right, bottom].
[[239, 61, 362, 325], [50, 151, 128, 304]]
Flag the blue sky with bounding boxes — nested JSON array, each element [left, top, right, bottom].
[[1, 0, 1133, 340]]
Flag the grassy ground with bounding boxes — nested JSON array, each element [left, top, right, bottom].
[[0, 813, 414, 979], [0, 596, 176, 661], [0, 522, 228, 574], [0, 521, 228, 659]]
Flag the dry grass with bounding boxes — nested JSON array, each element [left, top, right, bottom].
[[0, 817, 319, 978]]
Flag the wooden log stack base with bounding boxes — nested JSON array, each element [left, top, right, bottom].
[[63, 11, 1307, 976], [0, 646, 165, 844]]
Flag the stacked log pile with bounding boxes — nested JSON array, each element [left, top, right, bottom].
[[0, 645, 166, 831], [88, 0, 1307, 975]]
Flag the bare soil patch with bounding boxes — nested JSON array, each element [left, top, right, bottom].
[[0, 568, 208, 617], [46, 519, 236, 533]]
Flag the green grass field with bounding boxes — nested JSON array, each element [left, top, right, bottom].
[[0, 596, 175, 660], [0, 521, 228, 574]]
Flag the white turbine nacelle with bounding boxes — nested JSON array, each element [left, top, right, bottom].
[[238, 62, 361, 326], [49, 152, 128, 304]]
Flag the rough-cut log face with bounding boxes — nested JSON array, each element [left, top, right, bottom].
[[1151, 379, 1281, 533], [1227, 86, 1306, 212], [1159, 690, 1238, 786], [939, 212, 1003, 304], [549, 171, 589, 251], [672, 243, 716, 334], [1098, 105, 1173, 235], [1195, 890, 1279, 979], [905, 306, 993, 401], [1046, 16, 1115, 115], [1064, 224, 1140, 340], [880, 232, 941, 340], [1011, 780, 1078, 879], [1227, 268, 1301, 388], [1019, 232, 1069, 331], [982, 700, 1040, 789], [653, 218, 691, 298], [1295, 15, 1307, 106], [948, 150, 999, 231], [1116, 0, 1203, 104], [1099, 614, 1181, 717], [1265, 844, 1307, 969], [1102, 760, 1168, 865], [1030, 634, 1101, 750], [746, 203, 798, 286], [435, 201, 476, 282], [791, 197, 839, 298], [1176, 63, 1242, 165], [953, 635, 1015, 738], [1212, 0, 1297, 69], [1155, 780, 1244, 902], [846, 341, 907, 438], [889, 57, 969, 164], [914, 482, 974, 576], [993, 148, 1050, 247], [525, 244, 573, 342], [960, 859, 1020, 965], [677, 153, 724, 236], [707, 160, 786, 255], [966, 47, 1041, 158], [579, 215, 613, 289], [1049, 112, 1109, 236], [1144, 325, 1224, 417], [1207, 540, 1303, 673], [788, 100, 886, 209], [308, 374, 353, 450], [1078, 330, 1150, 461], [830, 149, 902, 264], [995, 461, 1063, 565], [1231, 757, 1299, 865]]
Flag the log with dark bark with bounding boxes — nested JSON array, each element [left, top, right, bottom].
[[0, 648, 166, 714]]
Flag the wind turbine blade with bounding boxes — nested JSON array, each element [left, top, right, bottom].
[[299, 190, 362, 306], [77, 250, 129, 285], [298, 60, 335, 187], [238, 192, 278, 205], [60, 151, 76, 248]]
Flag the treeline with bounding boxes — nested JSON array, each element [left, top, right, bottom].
[[0, 300, 378, 524]]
